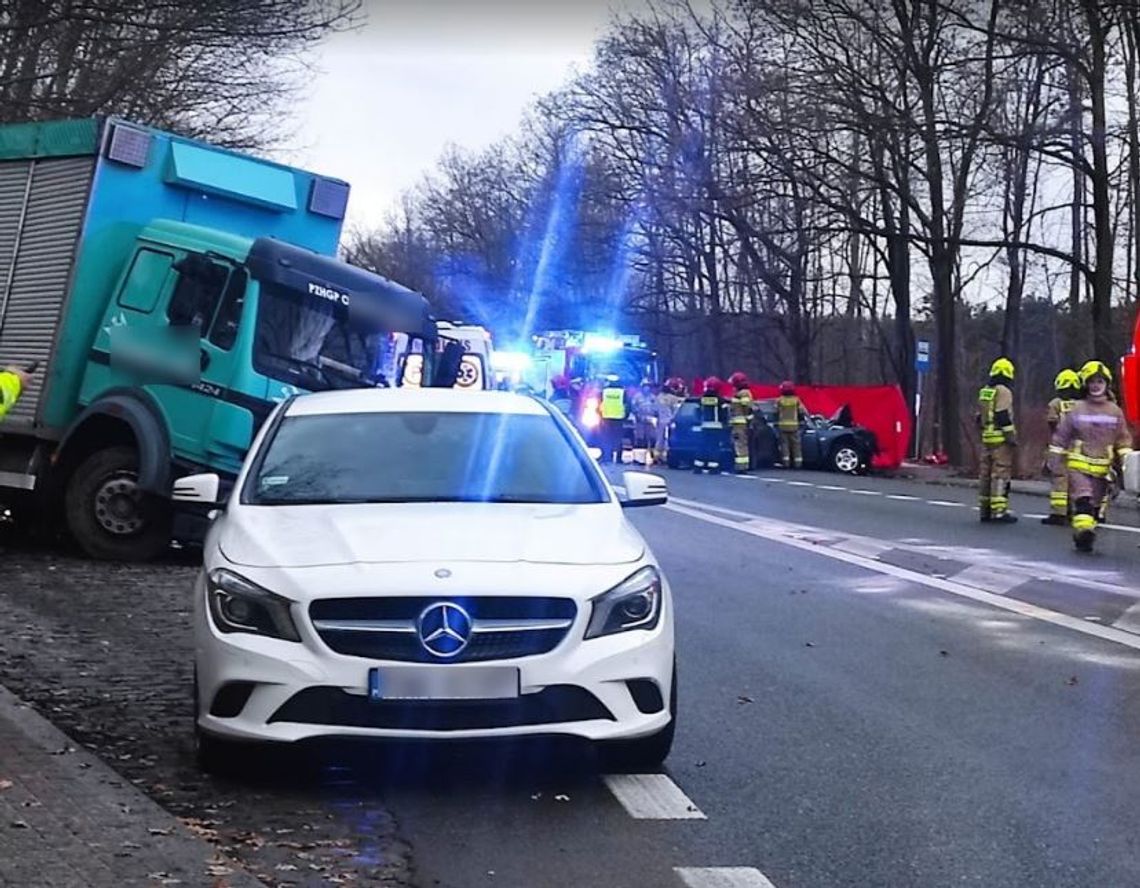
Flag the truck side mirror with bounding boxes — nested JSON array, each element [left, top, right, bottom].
[[172, 473, 223, 507]]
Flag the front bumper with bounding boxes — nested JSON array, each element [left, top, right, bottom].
[[193, 574, 674, 745]]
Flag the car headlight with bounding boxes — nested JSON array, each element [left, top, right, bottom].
[[206, 569, 301, 641], [585, 566, 663, 639]]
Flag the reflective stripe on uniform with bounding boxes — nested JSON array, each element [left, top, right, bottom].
[[1073, 513, 1097, 532]]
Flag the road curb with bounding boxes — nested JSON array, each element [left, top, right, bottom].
[[0, 682, 263, 887], [887, 467, 1140, 512]]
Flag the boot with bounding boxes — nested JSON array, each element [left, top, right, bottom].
[[979, 508, 992, 523], [1074, 529, 1095, 553], [991, 512, 1018, 524], [1041, 514, 1067, 526]]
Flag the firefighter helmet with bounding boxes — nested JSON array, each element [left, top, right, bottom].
[[1053, 368, 1080, 392], [1078, 360, 1112, 385], [779, 380, 795, 395], [729, 371, 749, 389], [666, 376, 685, 394], [703, 376, 724, 393], [989, 357, 1015, 380]]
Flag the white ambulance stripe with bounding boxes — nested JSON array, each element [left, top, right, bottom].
[[603, 774, 707, 819], [675, 867, 778, 888]]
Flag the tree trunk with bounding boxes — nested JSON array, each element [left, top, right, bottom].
[[1086, 2, 1115, 364], [1067, 58, 1085, 363]]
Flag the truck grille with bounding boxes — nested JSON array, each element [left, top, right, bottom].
[[309, 597, 577, 663]]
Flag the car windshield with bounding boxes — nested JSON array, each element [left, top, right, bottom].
[[253, 281, 393, 390], [245, 411, 609, 505]]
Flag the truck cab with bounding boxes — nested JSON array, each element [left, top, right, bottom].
[[0, 117, 438, 560]]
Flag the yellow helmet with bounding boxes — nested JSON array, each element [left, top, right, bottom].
[[989, 357, 1015, 380], [1078, 360, 1112, 385], [1054, 368, 1080, 391]]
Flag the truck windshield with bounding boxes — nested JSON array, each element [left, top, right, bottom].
[[253, 281, 391, 390], [245, 411, 608, 506], [571, 349, 659, 387]]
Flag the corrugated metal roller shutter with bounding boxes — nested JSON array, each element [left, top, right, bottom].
[[0, 156, 94, 429]]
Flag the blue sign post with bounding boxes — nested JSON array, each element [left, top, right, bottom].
[[914, 340, 930, 459]]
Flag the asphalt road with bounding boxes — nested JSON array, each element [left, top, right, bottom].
[[4, 467, 1140, 887]]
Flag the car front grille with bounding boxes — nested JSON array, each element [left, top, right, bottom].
[[309, 596, 578, 663]]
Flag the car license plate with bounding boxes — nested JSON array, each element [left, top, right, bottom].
[[367, 665, 520, 701]]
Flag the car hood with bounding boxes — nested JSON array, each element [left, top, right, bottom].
[[218, 501, 645, 569]]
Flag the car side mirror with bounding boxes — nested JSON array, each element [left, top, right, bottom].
[[172, 473, 223, 508], [588, 446, 603, 462], [621, 471, 668, 508]]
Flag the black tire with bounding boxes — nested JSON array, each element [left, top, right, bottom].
[[597, 667, 677, 773], [829, 441, 865, 475], [64, 445, 171, 561]]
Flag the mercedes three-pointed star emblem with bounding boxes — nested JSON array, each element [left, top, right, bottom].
[[417, 601, 473, 658]]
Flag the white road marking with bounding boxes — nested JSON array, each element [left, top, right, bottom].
[[731, 474, 759, 480], [1104, 522, 1140, 535], [927, 500, 966, 507], [662, 500, 1140, 652], [1113, 600, 1140, 634], [786, 481, 814, 487], [675, 867, 778, 888], [831, 537, 894, 559], [886, 494, 920, 501], [952, 564, 1026, 595], [603, 774, 707, 820], [816, 484, 847, 491], [849, 489, 881, 496]]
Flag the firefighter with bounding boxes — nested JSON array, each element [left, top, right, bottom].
[[976, 357, 1018, 523], [632, 379, 657, 457], [0, 365, 28, 421], [694, 376, 726, 474], [599, 374, 627, 464], [776, 380, 804, 468], [1041, 368, 1081, 526], [654, 377, 686, 462], [1049, 360, 1133, 553], [728, 371, 753, 473]]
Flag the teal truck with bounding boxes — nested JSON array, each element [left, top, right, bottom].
[[0, 117, 442, 561]]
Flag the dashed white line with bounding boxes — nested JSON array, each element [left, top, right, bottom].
[[886, 494, 920, 501], [786, 481, 814, 487], [927, 500, 966, 507], [849, 489, 881, 496], [816, 484, 846, 491], [675, 867, 778, 888], [602, 774, 707, 820]]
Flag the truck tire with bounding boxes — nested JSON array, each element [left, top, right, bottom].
[[65, 445, 171, 562]]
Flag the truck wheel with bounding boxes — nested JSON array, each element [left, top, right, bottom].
[[65, 446, 170, 561]]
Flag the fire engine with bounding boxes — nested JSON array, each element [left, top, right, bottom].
[[526, 331, 660, 440]]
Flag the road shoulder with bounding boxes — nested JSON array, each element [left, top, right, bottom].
[[0, 682, 261, 888]]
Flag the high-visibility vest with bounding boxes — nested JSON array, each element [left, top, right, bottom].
[[700, 395, 723, 428], [978, 385, 1015, 446], [600, 387, 626, 420], [0, 371, 22, 420], [730, 389, 753, 425], [777, 396, 800, 431]]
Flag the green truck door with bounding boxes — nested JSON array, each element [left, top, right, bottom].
[[92, 249, 254, 473]]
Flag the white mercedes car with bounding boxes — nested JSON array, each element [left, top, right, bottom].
[[175, 388, 675, 772]]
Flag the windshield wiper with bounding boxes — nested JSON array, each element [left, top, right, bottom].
[[260, 351, 335, 390]]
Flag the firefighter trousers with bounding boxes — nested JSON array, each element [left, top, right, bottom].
[[779, 430, 802, 468], [1049, 468, 1069, 518], [730, 423, 750, 472], [978, 444, 1013, 517], [1069, 471, 1110, 545]]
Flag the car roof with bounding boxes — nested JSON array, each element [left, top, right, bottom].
[[284, 388, 550, 418]]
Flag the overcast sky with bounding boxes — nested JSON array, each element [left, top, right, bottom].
[[290, 0, 633, 234]]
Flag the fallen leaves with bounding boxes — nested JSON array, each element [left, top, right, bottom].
[[736, 695, 754, 705], [0, 779, 13, 791], [1066, 675, 1079, 686]]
